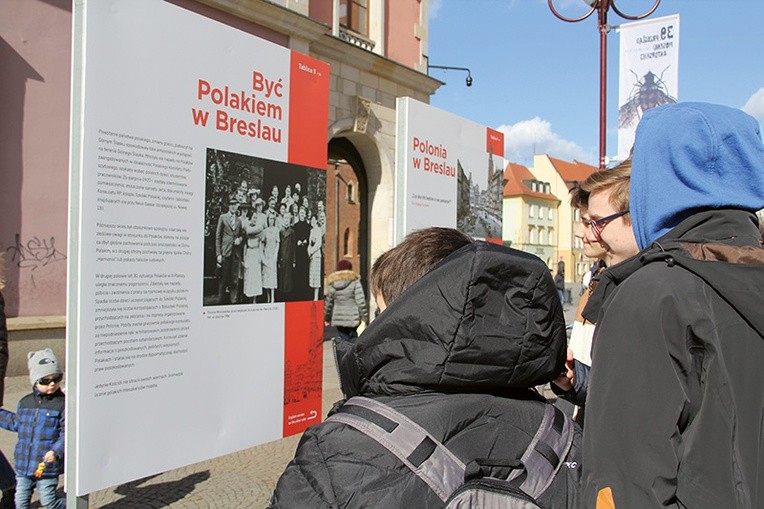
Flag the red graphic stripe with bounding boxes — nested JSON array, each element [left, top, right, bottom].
[[288, 52, 330, 168], [282, 300, 324, 436]]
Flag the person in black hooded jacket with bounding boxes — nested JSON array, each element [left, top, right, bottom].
[[269, 227, 581, 508], [582, 102, 764, 508]]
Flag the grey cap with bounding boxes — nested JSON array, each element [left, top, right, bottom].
[[28, 348, 63, 386]]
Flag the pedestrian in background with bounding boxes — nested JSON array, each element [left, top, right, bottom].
[[0, 349, 66, 509], [553, 260, 565, 304], [323, 260, 367, 342]]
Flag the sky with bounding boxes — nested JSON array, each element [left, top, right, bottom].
[[427, 0, 764, 168]]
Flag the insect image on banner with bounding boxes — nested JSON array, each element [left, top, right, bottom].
[[618, 68, 677, 129]]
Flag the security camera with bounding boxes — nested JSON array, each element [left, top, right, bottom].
[[465, 75, 473, 87]]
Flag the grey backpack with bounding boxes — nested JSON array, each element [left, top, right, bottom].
[[326, 396, 577, 508]]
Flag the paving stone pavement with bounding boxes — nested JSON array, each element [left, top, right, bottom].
[[0, 292, 580, 508]]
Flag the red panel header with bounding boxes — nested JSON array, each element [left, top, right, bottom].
[[288, 52, 330, 168], [486, 128, 504, 157]]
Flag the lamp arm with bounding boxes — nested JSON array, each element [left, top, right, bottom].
[[426, 64, 473, 87], [610, 0, 661, 20], [547, 0, 596, 23]]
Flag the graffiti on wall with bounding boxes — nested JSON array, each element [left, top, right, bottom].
[[5, 233, 67, 271]]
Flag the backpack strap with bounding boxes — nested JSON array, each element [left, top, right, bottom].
[[325, 396, 465, 502], [507, 403, 575, 499], [326, 397, 574, 503]]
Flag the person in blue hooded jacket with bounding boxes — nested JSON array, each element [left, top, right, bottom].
[[582, 102, 764, 508]]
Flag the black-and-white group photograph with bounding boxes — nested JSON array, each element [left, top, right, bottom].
[[203, 148, 327, 306]]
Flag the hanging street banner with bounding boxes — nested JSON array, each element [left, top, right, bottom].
[[617, 14, 680, 161], [68, 0, 329, 495], [395, 97, 505, 244]]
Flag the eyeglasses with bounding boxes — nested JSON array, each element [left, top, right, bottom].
[[37, 375, 63, 385], [584, 210, 629, 240]]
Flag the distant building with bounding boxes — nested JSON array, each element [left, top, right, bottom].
[[530, 155, 598, 284], [502, 156, 598, 283], [502, 162, 560, 268]]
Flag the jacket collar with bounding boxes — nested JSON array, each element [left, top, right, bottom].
[[583, 209, 764, 333]]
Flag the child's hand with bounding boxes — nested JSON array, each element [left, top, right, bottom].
[[43, 451, 56, 463]]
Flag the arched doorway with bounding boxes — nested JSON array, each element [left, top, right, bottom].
[[325, 138, 369, 296]]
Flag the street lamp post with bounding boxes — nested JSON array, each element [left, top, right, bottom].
[[548, 0, 661, 169]]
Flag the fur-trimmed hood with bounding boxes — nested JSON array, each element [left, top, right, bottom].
[[326, 269, 359, 289]]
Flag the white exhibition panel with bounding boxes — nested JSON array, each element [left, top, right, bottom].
[[70, 0, 324, 494], [395, 97, 505, 243]]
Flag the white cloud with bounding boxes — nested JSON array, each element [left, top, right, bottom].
[[742, 88, 764, 122], [496, 117, 596, 166], [429, 0, 443, 19]]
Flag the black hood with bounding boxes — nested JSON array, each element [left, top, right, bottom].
[[339, 241, 567, 398]]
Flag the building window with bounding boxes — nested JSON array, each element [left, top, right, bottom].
[[343, 228, 351, 256], [539, 229, 546, 246], [549, 228, 554, 246], [573, 208, 581, 222], [529, 204, 536, 218], [346, 181, 355, 203], [340, 0, 368, 36], [548, 207, 553, 220]]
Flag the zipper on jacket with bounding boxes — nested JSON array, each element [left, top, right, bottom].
[[24, 394, 43, 475]]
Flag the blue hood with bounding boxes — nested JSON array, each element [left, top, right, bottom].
[[630, 102, 764, 249]]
